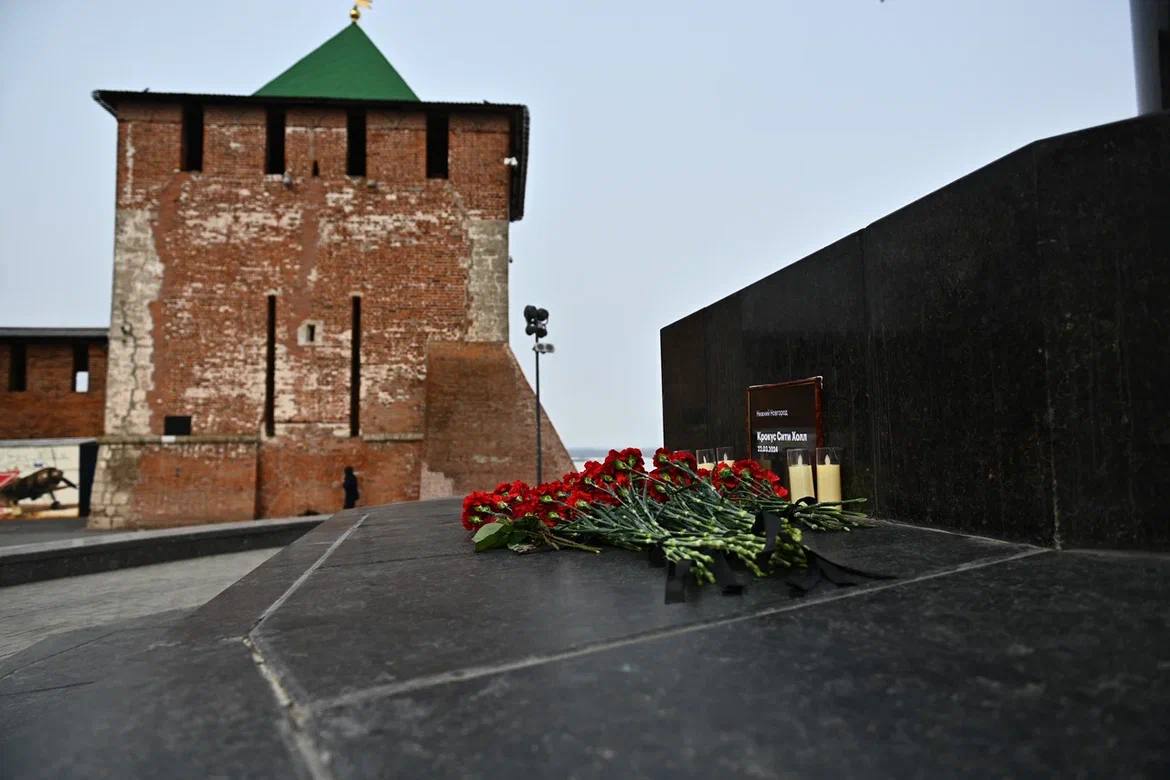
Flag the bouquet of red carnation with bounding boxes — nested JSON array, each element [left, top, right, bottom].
[[461, 448, 869, 587]]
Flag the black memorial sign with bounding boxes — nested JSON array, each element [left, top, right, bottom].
[[746, 377, 824, 472]]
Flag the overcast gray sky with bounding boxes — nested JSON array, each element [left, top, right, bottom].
[[0, 1, 1138, 449]]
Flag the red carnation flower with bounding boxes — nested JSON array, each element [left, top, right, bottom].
[[460, 490, 497, 530]]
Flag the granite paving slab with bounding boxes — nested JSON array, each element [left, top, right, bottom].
[[310, 550, 1170, 779], [0, 608, 190, 681], [252, 507, 1036, 705], [1, 632, 307, 779], [2, 497, 1167, 779], [0, 547, 279, 660]]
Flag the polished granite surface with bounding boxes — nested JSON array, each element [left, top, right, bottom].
[[2, 498, 1167, 778], [662, 112, 1170, 550]]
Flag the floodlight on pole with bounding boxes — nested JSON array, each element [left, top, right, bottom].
[[523, 304, 552, 483]]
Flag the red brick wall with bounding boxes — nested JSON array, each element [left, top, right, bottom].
[[422, 342, 575, 495], [112, 102, 510, 440], [116, 103, 185, 206], [257, 437, 421, 518], [450, 114, 512, 216], [94, 98, 553, 526], [129, 442, 258, 528], [0, 340, 107, 440]]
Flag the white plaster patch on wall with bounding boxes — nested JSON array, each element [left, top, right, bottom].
[[183, 207, 302, 244], [325, 189, 355, 209], [466, 219, 510, 342], [418, 463, 456, 499], [363, 363, 421, 406], [471, 454, 509, 465], [419, 322, 468, 341], [122, 123, 136, 202], [181, 334, 266, 429], [89, 442, 143, 529], [105, 208, 163, 435], [273, 343, 298, 422], [275, 421, 350, 438], [318, 212, 441, 249]]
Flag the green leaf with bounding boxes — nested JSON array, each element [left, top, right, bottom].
[[473, 522, 511, 552], [472, 522, 502, 543]]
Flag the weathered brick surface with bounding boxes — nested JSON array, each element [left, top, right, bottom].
[[91, 97, 566, 527], [257, 437, 422, 518], [421, 341, 574, 497], [0, 340, 107, 440], [89, 440, 257, 529], [133, 441, 258, 527]]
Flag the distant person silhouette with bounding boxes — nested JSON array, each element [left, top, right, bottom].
[[342, 466, 359, 509]]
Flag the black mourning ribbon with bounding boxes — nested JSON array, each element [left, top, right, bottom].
[[785, 533, 897, 597], [659, 499, 894, 604]]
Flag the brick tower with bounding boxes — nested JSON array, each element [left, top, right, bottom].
[[89, 22, 572, 528]]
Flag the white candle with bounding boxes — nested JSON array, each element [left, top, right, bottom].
[[816, 454, 841, 506], [698, 461, 715, 470], [788, 452, 815, 502]]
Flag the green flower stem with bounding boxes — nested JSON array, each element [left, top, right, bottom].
[[530, 465, 840, 583]]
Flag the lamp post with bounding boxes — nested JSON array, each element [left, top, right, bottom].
[[523, 305, 553, 484]]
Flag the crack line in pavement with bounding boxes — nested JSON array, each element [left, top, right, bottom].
[[0, 631, 118, 680], [244, 513, 367, 780], [316, 547, 1050, 712], [321, 551, 468, 569], [0, 679, 97, 698]]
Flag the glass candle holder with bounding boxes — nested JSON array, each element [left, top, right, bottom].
[[696, 449, 715, 470], [716, 446, 734, 464], [786, 449, 815, 501], [816, 447, 842, 507]]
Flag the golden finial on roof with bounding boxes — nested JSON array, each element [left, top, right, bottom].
[[350, 0, 372, 23]]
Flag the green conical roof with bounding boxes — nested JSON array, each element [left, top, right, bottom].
[[255, 24, 419, 101]]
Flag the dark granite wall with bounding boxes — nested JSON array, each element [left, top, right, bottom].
[[661, 112, 1170, 550]]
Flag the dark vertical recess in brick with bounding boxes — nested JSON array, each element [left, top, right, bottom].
[[72, 342, 89, 393], [8, 343, 26, 392], [180, 104, 203, 172], [347, 109, 367, 177], [350, 296, 362, 437], [426, 113, 449, 179], [265, 109, 286, 175], [265, 295, 276, 437]]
